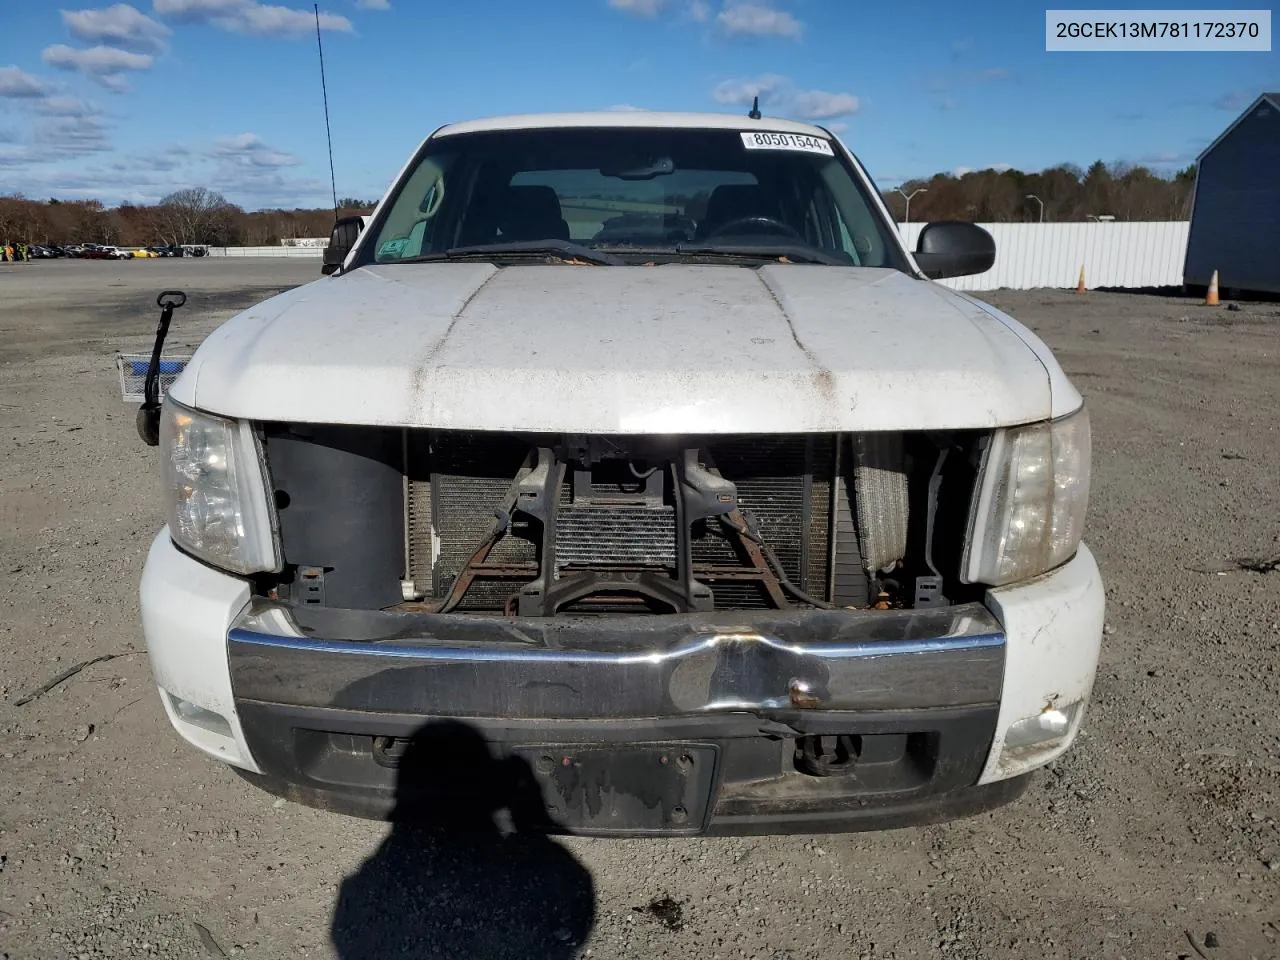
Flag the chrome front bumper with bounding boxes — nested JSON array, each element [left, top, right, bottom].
[[228, 601, 1005, 719], [227, 601, 1010, 832], [142, 531, 1103, 831]]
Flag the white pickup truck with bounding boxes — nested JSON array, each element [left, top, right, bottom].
[[139, 111, 1102, 835]]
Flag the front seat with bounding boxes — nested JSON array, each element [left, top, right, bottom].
[[497, 185, 570, 242], [696, 184, 775, 239]]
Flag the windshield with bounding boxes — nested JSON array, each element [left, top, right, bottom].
[[364, 127, 904, 268]]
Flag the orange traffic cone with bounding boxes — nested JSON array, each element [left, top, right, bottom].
[[1075, 265, 1086, 294], [1205, 269, 1219, 306]]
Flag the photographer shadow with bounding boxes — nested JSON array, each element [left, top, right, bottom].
[[330, 720, 596, 959]]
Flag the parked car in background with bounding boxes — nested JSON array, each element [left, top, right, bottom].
[[131, 248, 161, 258], [79, 245, 132, 260]]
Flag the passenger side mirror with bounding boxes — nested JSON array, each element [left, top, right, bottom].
[[322, 215, 366, 276], [912, 221, 995, 280]]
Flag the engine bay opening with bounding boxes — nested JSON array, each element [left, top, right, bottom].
[[258, 428, 986, 616]]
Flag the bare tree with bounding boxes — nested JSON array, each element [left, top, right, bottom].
[[0, 194, 46, 243], [153, 188, 242, 246]]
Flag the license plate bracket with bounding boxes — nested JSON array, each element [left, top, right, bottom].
[[514, 743, 718, 836]]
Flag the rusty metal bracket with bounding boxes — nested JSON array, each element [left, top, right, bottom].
[[721, 508, 791, 610]]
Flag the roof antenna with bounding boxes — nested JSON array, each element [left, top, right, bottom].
[[748, 95, 762, 120], [314, 3, 339, 222]]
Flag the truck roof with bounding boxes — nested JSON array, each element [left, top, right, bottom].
[[433, 111, 836, 139]]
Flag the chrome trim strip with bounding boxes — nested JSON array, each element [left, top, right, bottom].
[[229, 628, 1003, 663], [227, 602, 1006, 718]]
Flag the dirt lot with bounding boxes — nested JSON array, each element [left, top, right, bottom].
[[1, 258, 1278, 960]]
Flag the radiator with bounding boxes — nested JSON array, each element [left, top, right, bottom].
[[405, 432, 900, 612]]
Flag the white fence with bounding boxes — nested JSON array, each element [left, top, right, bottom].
[[206, 245, 323, 258], [206, 221, 1191, 289], [898, 221, 1189, 291]]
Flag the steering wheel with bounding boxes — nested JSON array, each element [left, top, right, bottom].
[[703, 216, 804, 241]]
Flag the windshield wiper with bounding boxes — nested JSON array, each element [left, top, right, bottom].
[[397, 239, 623, 266], [673, 242, 852, 267]]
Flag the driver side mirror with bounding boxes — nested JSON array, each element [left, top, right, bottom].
[[913, 221, 995, 280], [322, 215, 366, 275]]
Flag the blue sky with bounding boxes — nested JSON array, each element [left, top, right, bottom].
[[1, 0, 1275, 209]]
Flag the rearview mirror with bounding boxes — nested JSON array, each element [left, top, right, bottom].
[[322, 215, 366, 276], [599, 155, 675, 180], [913, 221, 995, 280]]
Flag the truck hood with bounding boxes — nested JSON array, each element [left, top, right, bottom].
[[176, 263, 1073, 433]]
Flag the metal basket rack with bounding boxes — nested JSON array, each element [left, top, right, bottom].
[[115, 354, 191, 402]]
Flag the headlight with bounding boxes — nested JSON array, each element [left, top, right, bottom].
[[161, 399, 279, 574], [963, 406, 1091, 586]]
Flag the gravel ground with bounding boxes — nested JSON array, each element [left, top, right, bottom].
[[1, 259, 1277, 960]]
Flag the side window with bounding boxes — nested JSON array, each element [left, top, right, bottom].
[[791, 173, 857, 262], [824, 195, 864, 265], [835, 217, 859, 262], [819, 162, 887, 267], [373, 156, 451, 261]]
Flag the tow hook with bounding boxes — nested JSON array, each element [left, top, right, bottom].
[[371, 735, 412, 768], [795, 734, 861, 777]]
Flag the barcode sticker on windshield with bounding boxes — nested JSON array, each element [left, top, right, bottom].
[[740, 131, 834, 155]]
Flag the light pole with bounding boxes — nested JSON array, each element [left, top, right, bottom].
[[895, 187, 926, 234], [1025, 193, 1044, 222]]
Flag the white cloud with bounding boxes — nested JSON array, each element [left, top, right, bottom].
[[712, 74, 859, 122], [992, 162, 1012, 172], [0, 72, 101, 119], [953, 166, 973, 176], [152, 0, 353, 36], [355, 0, 389, 7], [0, 66, 51, 99], [607, 104, 648, 111], [716, 1, 802, 39], [0, 152, 328, 207], [37, 116, 112, 155], [35, 94, 100, 117], [790, 89, 859, 120], [1137, 150, 1189, 166], [151, 0, 239, 15], [0, 146, 38, 168], [238, 3, 351, 33], [607, 0, 666, 15], [1212, 89, 1256, 111], [826, 120, 848, 134], [62, 4, 172, 53], [606, 0, 712, 20], [0, 115, 113, 167], [711, 73, 787, 108], [212, 132, 300, 167], [42, 44, 154, 90]]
